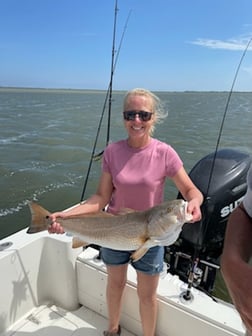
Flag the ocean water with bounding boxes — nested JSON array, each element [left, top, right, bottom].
[[0, 87, 252, 301]]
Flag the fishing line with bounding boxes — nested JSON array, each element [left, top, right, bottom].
[[205, 36, 252, 197], [183, 36, 252, 301], [80, 1, 131, 202]]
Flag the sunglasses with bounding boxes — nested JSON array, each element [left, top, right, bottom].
[[123, 110, 153, 122]]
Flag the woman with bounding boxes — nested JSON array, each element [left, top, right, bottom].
[[49, 88, 203, 336]]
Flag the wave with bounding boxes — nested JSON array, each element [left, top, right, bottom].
[[0, 201, 28, 217], [0, 174, 83, 218], [0, 131, 38, 145]]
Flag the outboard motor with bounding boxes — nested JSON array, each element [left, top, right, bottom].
[[166, 148, 251, 293]]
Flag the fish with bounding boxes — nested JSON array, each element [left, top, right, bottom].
[[27, 199, 192, 261]]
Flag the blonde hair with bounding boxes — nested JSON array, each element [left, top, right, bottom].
[[123, 88, 168, 135]]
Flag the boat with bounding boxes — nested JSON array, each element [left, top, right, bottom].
[[0, 147, 251, 336], [1, 0, 252, 333]]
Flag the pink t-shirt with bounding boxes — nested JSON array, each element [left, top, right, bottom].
[[102, 138, 183, 214]]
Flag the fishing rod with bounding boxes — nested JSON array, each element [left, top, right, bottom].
[[182, 36, 252, 302], [106, 0, 118, 148], [93, 6, 132, 160], [80, 1, 131, 202]]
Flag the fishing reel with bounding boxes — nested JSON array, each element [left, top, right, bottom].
[[165, 247, 219, 294]]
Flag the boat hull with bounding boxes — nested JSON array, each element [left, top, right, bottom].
[[0, 229, 245, 336]]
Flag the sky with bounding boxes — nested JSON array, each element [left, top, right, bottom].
[[1, 0, 252, 91]]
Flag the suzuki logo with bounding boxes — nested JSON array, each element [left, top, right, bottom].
[[220, 196, 244, 218]]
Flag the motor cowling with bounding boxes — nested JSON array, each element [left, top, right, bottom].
[[166, 148, 251, 293], [179, 148, 251, 258]]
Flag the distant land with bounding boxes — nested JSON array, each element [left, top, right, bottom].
[[0, 86, 251, 93]]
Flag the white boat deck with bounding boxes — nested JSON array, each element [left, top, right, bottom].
[[0, 229, 246, 336], [3, 304, 135, 336]]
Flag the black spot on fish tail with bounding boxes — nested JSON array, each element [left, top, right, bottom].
[[27, 202, 51, 234]]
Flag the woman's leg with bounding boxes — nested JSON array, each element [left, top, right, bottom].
[[137, 271, 160, 336], [106, 264, 128, 333]]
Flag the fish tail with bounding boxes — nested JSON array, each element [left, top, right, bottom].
[[27, 202, 51, 234]]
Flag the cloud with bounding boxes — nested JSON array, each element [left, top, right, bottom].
[[190, 35, 252, 51], [243, 66, 252, 75]]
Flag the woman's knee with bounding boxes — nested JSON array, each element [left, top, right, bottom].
[[137, 272, 159, 303], [107, 265, 128, 290]]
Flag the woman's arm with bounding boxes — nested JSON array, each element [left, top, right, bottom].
[[48, 171, 113, 233], [172, 166, 203, 222]]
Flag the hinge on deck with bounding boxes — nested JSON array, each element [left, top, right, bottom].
[[26, 314, 41, 325]]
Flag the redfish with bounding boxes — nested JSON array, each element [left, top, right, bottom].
[[27, 199, 192, 261]]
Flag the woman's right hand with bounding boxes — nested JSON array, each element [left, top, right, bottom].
[[48, 212, 65, 234]]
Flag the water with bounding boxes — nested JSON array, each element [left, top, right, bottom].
[[1, 87, 252, 302]]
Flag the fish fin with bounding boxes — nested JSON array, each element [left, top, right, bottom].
[[90, 212, 115, 218], [67, 211, 115, 219], [131, 239, 155, 262], [117, 208, 137, 215], [72, 237, 89, 248], [131, 247, 149, 262], [27, 202, 51, 234]]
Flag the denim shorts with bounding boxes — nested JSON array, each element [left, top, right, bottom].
[[101, 246, 164, 275]]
